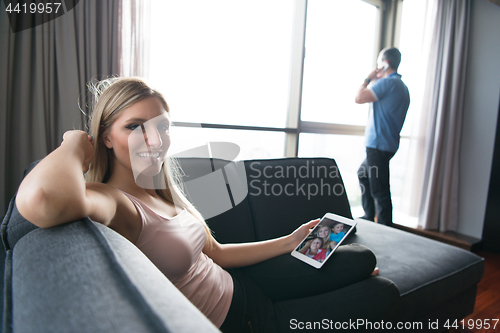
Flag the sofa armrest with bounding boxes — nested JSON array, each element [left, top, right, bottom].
[[8, 219, 219, 333]]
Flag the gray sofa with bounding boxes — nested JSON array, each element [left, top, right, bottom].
[[1, 157, 484, 332]]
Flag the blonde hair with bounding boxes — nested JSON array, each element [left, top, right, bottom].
[[316, 225, 333, 250], [85, 77, 212, 244]]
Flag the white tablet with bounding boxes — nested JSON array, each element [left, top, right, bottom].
[[291, 213, 357, 269]]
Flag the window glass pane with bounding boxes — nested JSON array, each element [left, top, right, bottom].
[[298, 134, 411, 220], [385, 0, 429, 227], [301, 0, 378, 125], [298, 133, 366, 210], [169, 126, 285, 161], [387, 138, 418, 227], [149, 0, 294, 128], [399, 0, 430, 136]]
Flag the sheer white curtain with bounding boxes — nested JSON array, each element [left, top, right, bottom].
[[417, 0, 471, 231], [119, 0, 150, 78], [397, 0, 438, 221]]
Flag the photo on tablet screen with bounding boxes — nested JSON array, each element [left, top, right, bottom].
[[291, 213, 356, 269]]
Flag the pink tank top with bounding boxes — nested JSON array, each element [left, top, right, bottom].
[[119, 191, 233, 327]]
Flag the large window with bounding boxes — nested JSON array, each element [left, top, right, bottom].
[[169, 126, 286, 160], [297, 0, 382, 213], [298, 133, 366, 209], [148, 0, 421, 225], [149, 0, 294, 129], [390, 0, 431, 227], [300, 0, 379, 125]]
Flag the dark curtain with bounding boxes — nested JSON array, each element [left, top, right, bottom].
[[418, 0, 471, 231], [0, 1, 121, 214]]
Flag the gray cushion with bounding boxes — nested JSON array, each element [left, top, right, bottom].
[[243, 158, 353, 241], [345, 220, 484, 321], [3, 197, 38, 250], [178, 157, 257, 243], [10, 219, 219, 333], [92, 223, 219, 333], [12, 220, 170, 333]]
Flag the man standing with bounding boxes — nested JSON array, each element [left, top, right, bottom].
[[354, 47, 410, 227]]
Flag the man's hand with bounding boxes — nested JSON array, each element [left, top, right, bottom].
[[355, 71, 378, 104], [366, 68, 382, 82]]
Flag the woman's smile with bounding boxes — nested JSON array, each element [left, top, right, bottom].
[[103, 97, 171, 182], [137, 151, 162, 159]]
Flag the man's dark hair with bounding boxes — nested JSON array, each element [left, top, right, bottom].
[[381, 48, 402, 71]]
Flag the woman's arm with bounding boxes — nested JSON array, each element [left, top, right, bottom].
[[16, 131, 106, 228], [203, 219, 319, 268]]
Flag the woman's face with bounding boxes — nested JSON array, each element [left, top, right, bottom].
[[317, 226, 330, 239], [332, 224, 344, 234], [311, 238, 322, 251], [103, 97, 170, 180]]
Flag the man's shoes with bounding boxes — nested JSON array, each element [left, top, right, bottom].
[[358, 215, 375, 222]]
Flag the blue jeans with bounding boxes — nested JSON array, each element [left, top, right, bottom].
[[357, 148, 395, 226]]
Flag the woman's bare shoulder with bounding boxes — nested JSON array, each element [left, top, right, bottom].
[[85, 183, 142, 242], [85, 182, 127, 206]]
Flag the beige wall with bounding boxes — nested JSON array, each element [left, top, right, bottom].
[[459, 0, 500, 238]]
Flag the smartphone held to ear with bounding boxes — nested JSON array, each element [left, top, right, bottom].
[[378, 61, 389, 72]]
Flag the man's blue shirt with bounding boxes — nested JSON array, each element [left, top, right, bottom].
[[366, 73, 410, 153]]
